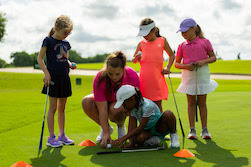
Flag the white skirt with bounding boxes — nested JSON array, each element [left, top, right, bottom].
[[177, 64, 218, 95]]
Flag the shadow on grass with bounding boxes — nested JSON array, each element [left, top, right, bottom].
[[30, 146, 66, 167], [78, 144, 196, 167], [191, 140, 249, 167]]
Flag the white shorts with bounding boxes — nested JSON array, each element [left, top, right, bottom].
[[177, 64, 218, 95]]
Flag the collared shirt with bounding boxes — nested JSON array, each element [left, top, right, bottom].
[[176, 36, 213, 64], [93, 66, 140, 102]]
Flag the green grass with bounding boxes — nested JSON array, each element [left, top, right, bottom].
[[0, 72, 251, 167], [77, 60, 251, 74]]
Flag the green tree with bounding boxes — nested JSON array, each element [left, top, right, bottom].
[[69, 50, 83, 63], [0, 12, 7, 42], [0, 58, 7, 68], [10, 51, 33, 66]]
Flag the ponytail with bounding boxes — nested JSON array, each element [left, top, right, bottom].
[[195, 25, 205, 38], [155, 27, 161, 37], [48, 27, 55, 36]]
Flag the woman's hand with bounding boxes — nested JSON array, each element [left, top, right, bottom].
[[100, 134, 112, 148], [111, 137, 125, 146]]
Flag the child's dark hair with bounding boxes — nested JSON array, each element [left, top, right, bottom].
[[195, 25, 205, 38], [48, 15, 73, 36], [140, 17, 160, 37], [97, 51, 127, 97], [134, 88, 144, 107]]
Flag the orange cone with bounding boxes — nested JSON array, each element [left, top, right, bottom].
[[11, 161, 32, 167], [173, 149, 195, 158], [78, 139, 96, 146]]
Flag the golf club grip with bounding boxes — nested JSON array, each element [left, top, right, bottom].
[[97, 150, 122, 154]]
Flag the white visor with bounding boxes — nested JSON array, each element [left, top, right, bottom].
[[137, 22, 156, 37]]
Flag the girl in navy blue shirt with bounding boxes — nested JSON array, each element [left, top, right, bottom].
[[37, 15, 76, 147]]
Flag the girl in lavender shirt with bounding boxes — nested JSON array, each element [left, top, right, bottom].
[[175, 18, 218, 140]]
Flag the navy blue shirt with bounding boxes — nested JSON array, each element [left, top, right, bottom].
[[42, 36, 71, 76]]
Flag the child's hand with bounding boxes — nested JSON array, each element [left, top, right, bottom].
[[43, 72, 51, 87], [195, 60, 205, 67], [187, 63, 197, 71], [70, 62, 77, 70], [162, 68, 171, 74], [111, 138, 124, 146]]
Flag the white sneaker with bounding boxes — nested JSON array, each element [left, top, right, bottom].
[[170, 133, 180, 148], [96, 126, 113, 143], [200, 128, 211, 139], [117, 125, 126, 139], [144, 136, 161, 147], [188, 128, 197, 139]]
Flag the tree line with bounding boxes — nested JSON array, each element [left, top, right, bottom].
[[0, 50, 109, 68]]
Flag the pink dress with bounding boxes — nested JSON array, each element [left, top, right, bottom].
[[139, 37, 168, 101]]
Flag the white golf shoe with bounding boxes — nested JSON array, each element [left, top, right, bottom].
[[170, 133, 180, 148], [117, 125, 126, 139], [200, 127, 211, 139], [144, 136, 161, 147], [96, 126, 114, 143], [188, 128, 197, 139]]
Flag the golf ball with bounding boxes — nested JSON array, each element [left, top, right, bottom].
[[107, 144, 111, 148], [72, 63, 76, 67]]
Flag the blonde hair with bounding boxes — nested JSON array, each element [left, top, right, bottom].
[[48, 15, 73, 36]]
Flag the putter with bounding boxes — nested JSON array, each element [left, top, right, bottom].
[[194, 65, 198, 122], [168, 75, 185, 149], [37, 81, 54, 157], [97, 144, 165, 155]]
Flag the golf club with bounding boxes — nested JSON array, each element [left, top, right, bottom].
[[168, 74, 185, 149], [37, 81, 54, 157], [194, 65, 198, 122], [97, 144, 165, 155]]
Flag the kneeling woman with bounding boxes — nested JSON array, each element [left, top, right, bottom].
[[112, 85, 180, 148]]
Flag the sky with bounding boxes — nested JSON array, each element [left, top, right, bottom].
[[0, 0, 251, 63]]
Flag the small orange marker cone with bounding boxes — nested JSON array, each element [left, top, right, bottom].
[[173, 149, 195, 158], [78, 139, 97, 146], [11, 161, 33, 167]]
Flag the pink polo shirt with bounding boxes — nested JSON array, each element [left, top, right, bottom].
[[176, 37, 214, 64], [93, 66, 140, 102]]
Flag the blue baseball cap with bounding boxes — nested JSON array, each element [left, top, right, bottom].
[[177, 18, 197, 33]]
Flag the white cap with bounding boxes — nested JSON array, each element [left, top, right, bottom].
[[114, 85, 136, 109], [137, 22, 155, 36]]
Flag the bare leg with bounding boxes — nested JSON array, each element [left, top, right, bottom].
[[82, 94, 100, 125], [57, 97, 67, 136], [187, 94, 196, 128], [153, 100, 163, 112], [198, 94, 207, 129], [108, 103, 126, 127], [156, 110, 177, 134], [135, 130, 151, 145], [47, 97, 57, 137]]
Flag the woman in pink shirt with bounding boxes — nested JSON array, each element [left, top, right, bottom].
[[175, 18, 218, 140], [132, 18, 175, 112], [82, 51, 140, 148]]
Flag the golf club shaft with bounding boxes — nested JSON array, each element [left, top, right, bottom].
[[38, 86, 49, 156], [168, 75, 185, 149], [195, 67, 198, 122]]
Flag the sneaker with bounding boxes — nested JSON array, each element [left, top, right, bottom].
[[144, 136, 161, 147], [117, 125, 126, 139], [188, 128, 197, 139], [200, 128, 211, 139], [170, 133, 180, 148], [96, 126, 114, 143], [46, 136, 63, 148], [58, 133, 75, 145]]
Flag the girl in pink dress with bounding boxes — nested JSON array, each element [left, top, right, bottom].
[[132, 18, 175, 112]]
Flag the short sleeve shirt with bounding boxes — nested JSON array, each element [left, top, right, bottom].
[[131, 98, 162, 129], [176, 37, 213, 64], [93, 66, 140, 102], [42, 36, 71, 76]]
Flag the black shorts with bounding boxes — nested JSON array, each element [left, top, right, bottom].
[[42, 75, 72, 98]]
